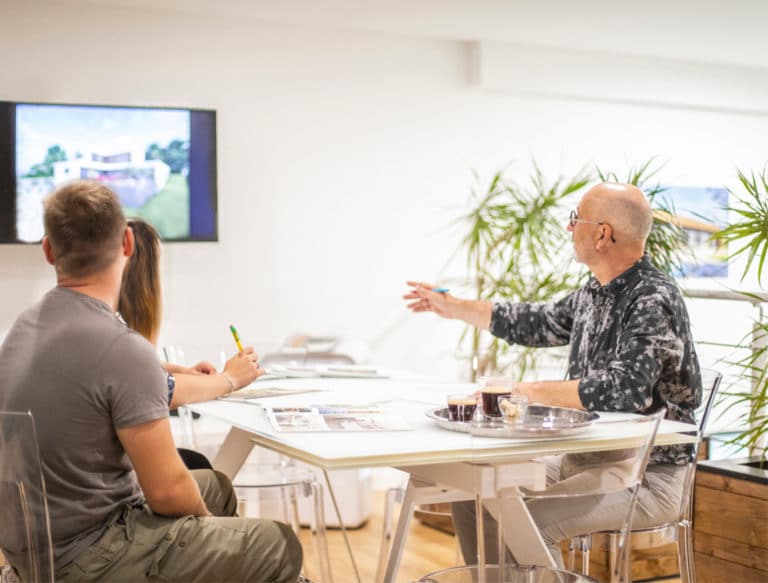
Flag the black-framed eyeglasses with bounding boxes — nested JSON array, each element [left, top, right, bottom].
[[568, 210, 616, 242]]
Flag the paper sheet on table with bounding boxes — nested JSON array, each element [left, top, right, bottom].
[[261, 364, 391, 379], [266, 406, 411, 432], [220, 386, 323, 402]]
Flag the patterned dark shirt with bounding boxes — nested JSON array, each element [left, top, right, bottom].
[[491, 255, 702, 465]]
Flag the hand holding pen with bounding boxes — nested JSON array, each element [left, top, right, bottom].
[[403, 281, 493, 330], [223, 347, 263, 391], [403, 281, 455, 318], [224, 325, 264, 391]]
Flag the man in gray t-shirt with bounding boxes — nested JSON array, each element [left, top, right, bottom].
[[0, 285, 169, 567], [0, 181, 302, 582]]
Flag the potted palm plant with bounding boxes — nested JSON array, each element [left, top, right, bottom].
[[692, 166, 768, 582], [712, 167, 768, 461]]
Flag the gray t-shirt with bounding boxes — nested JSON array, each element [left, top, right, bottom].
[[0, 286, 169, 569]]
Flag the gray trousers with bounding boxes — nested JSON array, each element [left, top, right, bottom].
[[452, 460, 686, 568], [56, 469, 303, 582]]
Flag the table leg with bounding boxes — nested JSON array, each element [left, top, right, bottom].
[[482, 495, 557, 568], [394, 461, 554, 573], [323, 468, 362, 583], [381, 478, 418, 583], [211, 426, 256, 480], [374, 486, 403, 583], [382, 472, 473, 583], [476, 492, 487, 583]]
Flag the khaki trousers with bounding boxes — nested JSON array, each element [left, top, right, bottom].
[[56, 469, 303, 582]]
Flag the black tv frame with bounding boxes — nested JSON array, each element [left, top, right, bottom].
[[0, 100, 218, 244]]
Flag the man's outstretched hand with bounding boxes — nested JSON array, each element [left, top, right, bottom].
[[403, 281, 453, 318]]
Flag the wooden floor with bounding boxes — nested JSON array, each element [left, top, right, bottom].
[[293, 491, 682, 583], [296, 491, 457, 582]]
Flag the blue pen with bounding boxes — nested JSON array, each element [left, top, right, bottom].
[[432, 287, 450, 293]]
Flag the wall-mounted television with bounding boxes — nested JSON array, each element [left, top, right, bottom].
[[0, 101, 217, 243]]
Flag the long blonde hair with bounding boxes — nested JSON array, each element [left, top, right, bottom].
[[119, 218, 162, 344]]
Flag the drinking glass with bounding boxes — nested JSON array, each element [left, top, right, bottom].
[[479, 376, 513, 419], [447, 393, 477, 422]]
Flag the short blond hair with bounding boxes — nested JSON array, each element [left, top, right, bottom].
[[43, 181, 126, 277]]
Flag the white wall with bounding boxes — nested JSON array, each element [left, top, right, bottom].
[[1, 1, 766, 379]]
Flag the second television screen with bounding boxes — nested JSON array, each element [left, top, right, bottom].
[[15, 103, 216, 242]]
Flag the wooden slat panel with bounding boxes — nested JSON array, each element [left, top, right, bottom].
[[694, 530, 768, 571], [694, 485, 768, 547], [694, 552, 768, 583], [415, 510, 454, 535], [696, 469, 768, 500]]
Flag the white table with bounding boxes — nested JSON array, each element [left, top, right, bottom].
[[188, 376, 698, 582]]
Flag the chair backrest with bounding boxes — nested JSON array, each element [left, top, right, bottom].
[[677, 368, 722, 522], [0, 411, 55, 582], [479, 409, 665, 581], [696, 368, 723, 440], [505, 410, 666, 500]]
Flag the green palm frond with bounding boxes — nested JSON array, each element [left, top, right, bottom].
[[457, 162, 592, 380], [713, 167, 768, 283], [712, 165, 768, 459]]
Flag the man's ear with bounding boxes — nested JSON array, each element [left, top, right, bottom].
[[123, 226, 135, 258], [595, 225, 614, 251], [42, 236, 55, 265]]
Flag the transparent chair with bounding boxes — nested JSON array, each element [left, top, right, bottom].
[[163, 345, 334, 582], [568, 369, 723, 582], [0, 411, 55, 583], [233, 462, 332, 583], [416, 409, 666, 583], [418, 565, 596, 582]]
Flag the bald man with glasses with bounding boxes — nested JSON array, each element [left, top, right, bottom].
[[404, 182, 701, 567]]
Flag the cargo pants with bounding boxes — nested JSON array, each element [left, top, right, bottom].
[[56, 469, 303, 582]]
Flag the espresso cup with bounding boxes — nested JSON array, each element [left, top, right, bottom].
[[447, 394, 477, 422], [480, 376, 513, 417]]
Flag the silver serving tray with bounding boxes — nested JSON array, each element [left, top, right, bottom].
[[426, 405, 599, 438]]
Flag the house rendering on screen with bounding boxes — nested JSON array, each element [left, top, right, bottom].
[[53, 150, 171, 207]]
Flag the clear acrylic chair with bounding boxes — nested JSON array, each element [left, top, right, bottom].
[[163, 345, 334, 583], [416, 409, 665, 583], [418, 564, 596, 582], [0, 411, 55, 583], [233, 461, 332, 583], [568, 369, 723, 582]]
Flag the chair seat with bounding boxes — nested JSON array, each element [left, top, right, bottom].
[[587, 522, 680, 550], [233, 463, 317, 488], [418, 564, 599, 582]]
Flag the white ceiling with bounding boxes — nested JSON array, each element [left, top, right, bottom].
[[25, 0, 768, 69]]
